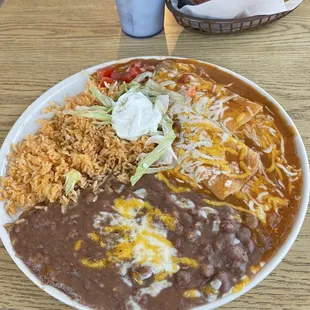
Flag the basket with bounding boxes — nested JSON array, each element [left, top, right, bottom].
[[166, 0, 299, 34]]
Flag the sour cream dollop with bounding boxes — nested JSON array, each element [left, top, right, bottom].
[[112, 92, 162, 141]]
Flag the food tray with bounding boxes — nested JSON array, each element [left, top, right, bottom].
[[166, 0, 298, 34]]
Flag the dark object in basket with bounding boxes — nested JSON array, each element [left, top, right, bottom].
[[178, 0, 208, 9]]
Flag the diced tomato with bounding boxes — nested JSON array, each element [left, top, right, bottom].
[[111, 65, 141, 82], [100, 77, 114, 87], [129, 66, 142, 78], [111, 70, 133, 83], [97, 66, 115, 80], [178, 74, 192, 84], [108, 60, 155, 83], [187, 86, 196, 98]]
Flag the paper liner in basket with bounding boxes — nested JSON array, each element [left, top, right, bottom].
[[172, 0, 304, 19]]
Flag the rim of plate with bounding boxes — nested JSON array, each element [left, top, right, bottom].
[[0, 56, 309, 310]]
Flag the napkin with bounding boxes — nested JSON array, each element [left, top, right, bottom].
[[172, 0, 304, 19]]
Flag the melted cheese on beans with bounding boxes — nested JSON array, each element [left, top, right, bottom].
[[91, 198, 178, 274], [80, 197, 199, 295]]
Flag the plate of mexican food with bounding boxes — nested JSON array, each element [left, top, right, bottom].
[[0, 57, 308, 310]]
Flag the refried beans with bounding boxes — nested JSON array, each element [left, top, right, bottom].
[[7, 175, 267, 310]]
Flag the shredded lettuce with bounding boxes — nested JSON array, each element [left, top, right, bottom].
[[133, 71, 154, 83], [114, 81, 142, 100], [154, 95, 169, 115], [127, 81, 142, 91], [130, 115, 177, 186], [144, 133, 177, 166], [64, 169, 82, 195], [64, 106, 112, 123], [115, 83, 129, 99], [140, 87, 162, 98], [145, 79, 185, 105], [82, 71, 115, 108], [89, 84, 115, 107]]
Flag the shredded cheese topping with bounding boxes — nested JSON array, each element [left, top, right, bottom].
[[153, 60, 301, 225], [167, 109, 259, 202]]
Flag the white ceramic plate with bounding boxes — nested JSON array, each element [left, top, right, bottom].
[[0, 57, 309, 310]]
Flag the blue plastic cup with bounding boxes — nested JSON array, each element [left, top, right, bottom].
[[115, 0, 166, 38]]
